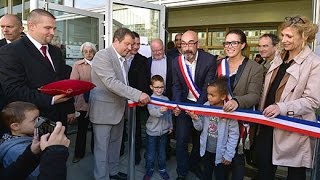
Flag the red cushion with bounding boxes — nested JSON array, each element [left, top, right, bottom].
[[38, 79, 95, 97]]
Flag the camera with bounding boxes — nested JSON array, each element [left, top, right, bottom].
[[34, 117, 56, 137]]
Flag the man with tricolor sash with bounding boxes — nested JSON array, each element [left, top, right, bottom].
[[172, 30, 217, 180]]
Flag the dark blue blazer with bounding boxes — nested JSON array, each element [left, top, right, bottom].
[[172, 51, 217, 104], [147, 55, 173, 100], [0, 36, 74, 125]]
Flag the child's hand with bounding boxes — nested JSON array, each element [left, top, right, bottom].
[[222, 157, 231, 165], [31, 129, 41, 154], [186, 111, 198, 120], [168, 128, 173, 134], [160, 106, 168, 113]]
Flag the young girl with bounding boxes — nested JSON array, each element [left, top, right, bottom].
[[187, 77, 239, 180]]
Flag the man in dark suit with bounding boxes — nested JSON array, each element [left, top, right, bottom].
[[0, 14, 24, 48], [126, 31, 150, 164], [167, 33, 182, 60], [0, 14, 24, 122], [0, 9, 75, 127], [172, 30, 217, 180], [148, 39, 173, 100]]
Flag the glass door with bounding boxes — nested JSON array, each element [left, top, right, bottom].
[[106, 0, 165, 48], [36, 1, 104, 66]]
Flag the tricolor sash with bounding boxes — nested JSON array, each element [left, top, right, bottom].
[[132, 97, 320, 138], [178, 55, 201, 100], [217, 58, 233, 100]]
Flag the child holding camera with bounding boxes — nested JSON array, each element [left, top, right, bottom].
[[0, 101, 40, 180], [187, 77, 239, 180]]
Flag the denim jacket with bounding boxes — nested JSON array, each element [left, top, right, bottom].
[[192, 102, 239, 165]]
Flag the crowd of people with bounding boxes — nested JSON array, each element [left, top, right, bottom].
[[0, 8, 319, 180]]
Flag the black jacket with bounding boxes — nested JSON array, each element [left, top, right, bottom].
[[0, 145, 68, 180]]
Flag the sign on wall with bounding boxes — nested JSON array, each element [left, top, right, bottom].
[[66, 45, 82, 59]]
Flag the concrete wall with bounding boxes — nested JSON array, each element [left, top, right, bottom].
[[167, 0, 312, 27]]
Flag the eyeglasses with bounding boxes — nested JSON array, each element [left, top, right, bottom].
[[181, 41, 198, 47], [152, 86, 164, 89], [222, 41, 242, 47], [284, 16, 305, 25]]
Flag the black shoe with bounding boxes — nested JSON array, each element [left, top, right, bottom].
[[110, 172, 127, 180], [176, 175, 186, 180], [190, 167, 202, 179]]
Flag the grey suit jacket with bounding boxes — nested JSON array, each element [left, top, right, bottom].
[[89, 46, 142, 125]]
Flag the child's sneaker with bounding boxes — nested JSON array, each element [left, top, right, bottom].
[[159, 169, 170, 180], [143, 169, 154, 180]]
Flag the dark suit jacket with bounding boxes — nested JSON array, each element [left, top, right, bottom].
[[172, 51, 217, 104], [0, 36, 74, 125], [128, 53, 150, 94], [0, 39, 7, 48], [147, 55, 173, 100]]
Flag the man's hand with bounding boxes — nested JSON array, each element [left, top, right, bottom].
[[40, 122, 70, 151], [223, 99, 239, 112], [53, 94, 71, 104], [139, 93, 150, 105], [173, 106, 181, 116], [67, 113, 76, 124]]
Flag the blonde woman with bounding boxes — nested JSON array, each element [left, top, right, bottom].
[[260, 16, 320, 180]]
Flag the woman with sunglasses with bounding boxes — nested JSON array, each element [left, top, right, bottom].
[[219, 29, 263, 180], [259, 16, 320, 180]]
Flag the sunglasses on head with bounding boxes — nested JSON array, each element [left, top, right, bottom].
[[284, 16, 305, 25]]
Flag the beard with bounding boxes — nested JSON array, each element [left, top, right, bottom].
[[183, 50, 195, 61]]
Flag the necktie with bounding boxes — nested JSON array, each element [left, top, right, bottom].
[[40, 46, 49, 61]]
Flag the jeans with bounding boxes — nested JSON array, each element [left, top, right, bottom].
[[145, 133, 168, 171], [202, 151, 226, 180], [175, 112, 201, 176]]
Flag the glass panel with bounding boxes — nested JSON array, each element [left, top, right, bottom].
[[0, 0, 9, 17], [74, 0, 105, 9], [47, 9, 99, 66], [197, 31, 206, 48], [11, 0, 30, 20], [208, 29, 225, 46], [113, 3, 160, 44], [47, 0, 63, 4], [208, 48, 225, 57]]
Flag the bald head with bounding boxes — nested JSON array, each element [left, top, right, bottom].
[[0, 14, 24, 42], [181, 30, 199, 62], [151, 39, 165, 60]]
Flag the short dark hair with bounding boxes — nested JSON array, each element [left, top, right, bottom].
[[260, 33, 279, 46], [208, 76, 229, 96], [150, 75, 164, 85], [27, 9, 56, 22], [132, 31, 140, 39], [1, 101, 38, 129], [113, 28, 134, 42], [226, 29, 247, 50]]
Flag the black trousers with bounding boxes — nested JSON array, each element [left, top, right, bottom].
[[202, 151, 226, 180], [74, 111, 94, 158], [256, 125, 276, 180]]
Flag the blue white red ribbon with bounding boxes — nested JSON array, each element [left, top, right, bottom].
[[128, 97, 320, 138], [178, 55, 201, 100], [217, 58, 233, 100]]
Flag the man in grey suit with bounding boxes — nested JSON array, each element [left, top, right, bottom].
[[90, 28, 150, 180]]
